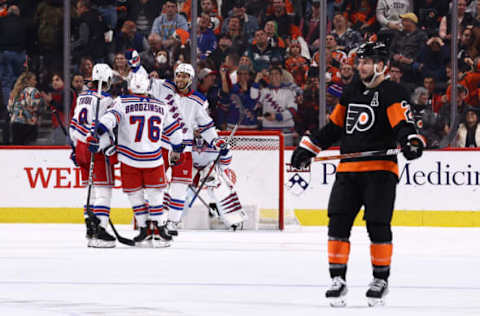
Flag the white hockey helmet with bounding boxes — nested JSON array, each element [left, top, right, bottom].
[[128, 71, 150, 95], [175, 63, 195, 87], [92, 63, 113, 89]]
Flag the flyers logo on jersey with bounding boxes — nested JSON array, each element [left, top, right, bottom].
[[346, 103, 375, 134]]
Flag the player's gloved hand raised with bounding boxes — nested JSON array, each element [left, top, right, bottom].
[[86, 134, 100, 153], [213, 137, 229, 155], [290, 135, 321, 169], [402, 134, 426, 160]]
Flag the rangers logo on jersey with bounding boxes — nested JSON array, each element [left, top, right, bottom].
[[346, 103, 375, 134]]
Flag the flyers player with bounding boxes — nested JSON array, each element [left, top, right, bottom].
[[87, 71, 184, 247], [291, 42, 425, 307], [149, 63, 226, 237], [69, 63, 116, 248]]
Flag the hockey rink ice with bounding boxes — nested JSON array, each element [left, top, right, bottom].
[[0, 224, 479, 316]]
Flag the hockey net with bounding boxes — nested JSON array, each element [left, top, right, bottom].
[[218, 130, 286, 230]]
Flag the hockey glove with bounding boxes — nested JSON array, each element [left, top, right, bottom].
[[86, 134, 100, 153], [103, 144, 117, 157], [290, 136, 321, 169], [70, 150, 79, 167], [212, 137, 229, 155], [170, 152, 182, 166], [402, 134, 426, 161]]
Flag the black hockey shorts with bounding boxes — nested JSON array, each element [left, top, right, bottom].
[[327, 171, 398, 224]]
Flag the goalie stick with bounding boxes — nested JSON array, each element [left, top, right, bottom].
[[57, 83, 135, 246]]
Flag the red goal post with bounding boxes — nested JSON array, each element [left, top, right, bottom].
[[218, 130, 285, 230]]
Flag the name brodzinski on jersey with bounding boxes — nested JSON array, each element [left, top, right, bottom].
[[125, 103, 165, 114], [316, 162, 480, 186]]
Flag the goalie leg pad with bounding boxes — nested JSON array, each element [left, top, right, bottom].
[[217, 191, 247, 228]]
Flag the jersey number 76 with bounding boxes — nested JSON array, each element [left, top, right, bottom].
[[130, 115, 162, 142]]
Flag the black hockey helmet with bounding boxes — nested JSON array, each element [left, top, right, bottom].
[[356, 42, 389, 63]]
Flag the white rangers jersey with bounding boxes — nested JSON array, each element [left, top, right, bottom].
[[69, 90, 114, 146], [149, 79, 218, 152], [192, 139, 232, 171], [250, 82, 297, 131], [99, 94, 183, 168]]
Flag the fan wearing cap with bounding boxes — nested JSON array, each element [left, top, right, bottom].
[[291, 41, 425, 307], [150, 0, 188, 48], [390, 12, 428, 77]]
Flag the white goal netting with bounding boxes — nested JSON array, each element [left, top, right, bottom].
[[218, 131, 286, 230]]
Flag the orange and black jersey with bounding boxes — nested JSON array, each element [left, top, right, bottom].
[[308, 79, 417, 177]]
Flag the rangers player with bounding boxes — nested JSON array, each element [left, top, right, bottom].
[[69, 63, 116, 248], [87, 71, 184, 247], [150, 63, 227, 237]]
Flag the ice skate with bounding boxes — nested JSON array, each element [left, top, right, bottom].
[[166, 220, 179, 236], [85, 217, 98, 247], [366, 278, 389, 307], [151, 221, 172, 248], [325, 276, 348, 307], [91, 226, 116, 248], [134, 226, 151, 247]]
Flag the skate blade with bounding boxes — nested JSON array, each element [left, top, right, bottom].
[[87, 238, 94, 248], [135, 240, 154, 248], [328, 297, 347, 307], [367, 297, 386, 307], [91, 239, 116, 248], [152, 239, 171, 248]]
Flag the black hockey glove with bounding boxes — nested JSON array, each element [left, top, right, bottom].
[[401, 134, 426, 161], [291, 147, 316, 169], [290, 136, 321, 169]]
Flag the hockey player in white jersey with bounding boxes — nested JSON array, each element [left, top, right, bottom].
[[69, 63, 116, 248], [149, 63, 227, 236], [187, 130, 248, 230], [87, 71, 184, 247]]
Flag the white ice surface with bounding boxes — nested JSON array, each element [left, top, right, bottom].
[[0, 224, 479, 316]]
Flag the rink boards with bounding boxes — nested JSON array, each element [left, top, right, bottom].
[[0, 147, 479, 227]]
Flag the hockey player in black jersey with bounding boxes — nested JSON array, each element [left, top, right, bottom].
[[291, 42, 425, 307]]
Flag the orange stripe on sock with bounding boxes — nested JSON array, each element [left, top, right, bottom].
[[328, 240, 350, 264], [370, 243, 393, 266]]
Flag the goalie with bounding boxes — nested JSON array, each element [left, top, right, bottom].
[[186, 129, 247, 230]]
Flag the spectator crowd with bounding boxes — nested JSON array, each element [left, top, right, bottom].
[[1, 0, 480, 148]]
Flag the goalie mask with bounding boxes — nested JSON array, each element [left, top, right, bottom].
[[125, 49, 141, 71], [356, 42, 389, 88], [92, 63, 113, 90]]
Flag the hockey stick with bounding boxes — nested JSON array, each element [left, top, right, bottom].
[[84, 81, 103, 233], [188, 122, 240, 208], [313, 148, 401, 162], [188, 185, 218, 216]]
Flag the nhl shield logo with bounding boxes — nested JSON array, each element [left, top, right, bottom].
[[286, 163, 311, 196]]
